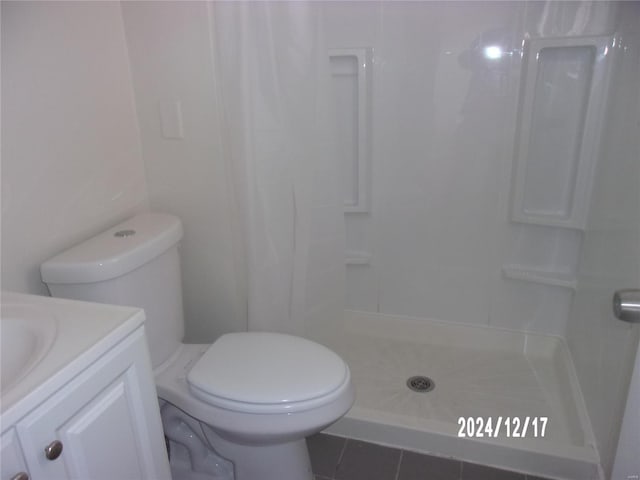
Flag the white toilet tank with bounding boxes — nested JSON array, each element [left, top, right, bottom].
[[41, 213, 185, 368]]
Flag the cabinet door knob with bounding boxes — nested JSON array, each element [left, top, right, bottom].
[[44, 440, 63, 460], [10, 472, 29, 480]]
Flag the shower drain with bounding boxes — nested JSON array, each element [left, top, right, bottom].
[[406, 375, 435, 393]]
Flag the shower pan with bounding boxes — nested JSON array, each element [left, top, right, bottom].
[[327, 311, 599, 479]]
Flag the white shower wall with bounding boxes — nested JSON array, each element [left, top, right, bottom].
[[323, 1, 619, 337], [565, 3, 640, 476]]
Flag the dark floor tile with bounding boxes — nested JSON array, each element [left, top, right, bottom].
[[398, 451, 461, 480], [335, 439, 402, 480], [525, 476, 554, 480], [307, 433, 346, 478], [462, 462, 525, 480]]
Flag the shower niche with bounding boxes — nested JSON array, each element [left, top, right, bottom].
[[506, 35, 615, 288], [329, 47, 372, 214], [510, 35, 614, 229], [329, 47, 373, 266]]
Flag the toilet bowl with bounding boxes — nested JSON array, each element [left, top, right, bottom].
[[41, 213, 354, 480], [155, 336, 353, 480]]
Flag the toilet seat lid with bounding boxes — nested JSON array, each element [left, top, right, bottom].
[[187, 332, 348, 408]]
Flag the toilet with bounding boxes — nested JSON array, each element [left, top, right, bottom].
[[40, 213, 354, 480]]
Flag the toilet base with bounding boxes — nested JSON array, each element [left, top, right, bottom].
[[161, 400, 313, 480], [161, 402, 234, 480], [155, 344, 353, 480], [202, 424, 313, 480]]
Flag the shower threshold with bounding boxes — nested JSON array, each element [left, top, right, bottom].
[[326, 310, 601, 480]]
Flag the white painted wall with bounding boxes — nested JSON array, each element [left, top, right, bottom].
[[1, 2, 148, 296], [323, 1, 618, 337], [1, 1, 245, 342], [120, 2, 243, 342], [565, 3, 640, 476]]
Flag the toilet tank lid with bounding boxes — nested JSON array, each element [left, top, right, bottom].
[[41, 213, 183, 284]]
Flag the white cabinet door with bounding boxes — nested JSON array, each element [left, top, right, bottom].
[[1, 429, 29, 480], [16, 328, 170, 480]]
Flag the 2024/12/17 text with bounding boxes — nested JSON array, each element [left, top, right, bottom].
[[457, 416, 548, 438]]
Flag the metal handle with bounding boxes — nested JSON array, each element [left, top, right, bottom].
[[44, 440, 63, 460], [10, 473, 29, 480], [613, 289, 640, 323]]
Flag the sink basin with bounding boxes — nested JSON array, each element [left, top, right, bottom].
[[1, 303, 58, 393]]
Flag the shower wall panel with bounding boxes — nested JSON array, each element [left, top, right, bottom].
[[324, 1, 619, 336], [565, 3, 640, 475]]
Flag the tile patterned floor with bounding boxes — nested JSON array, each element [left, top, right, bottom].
[[307, 433, 553, 480]]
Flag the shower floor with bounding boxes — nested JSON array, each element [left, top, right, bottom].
[[326, 310, 601, 480]]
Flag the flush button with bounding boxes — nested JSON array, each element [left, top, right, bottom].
[[114, 229, 136, 238]]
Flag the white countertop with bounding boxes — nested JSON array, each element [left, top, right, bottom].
[[1, 291, 146, 428]]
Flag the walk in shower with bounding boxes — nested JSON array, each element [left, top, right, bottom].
[[317, 2, 639, 479]]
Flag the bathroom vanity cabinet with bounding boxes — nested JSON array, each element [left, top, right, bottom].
[[0, 293, 171, 480]]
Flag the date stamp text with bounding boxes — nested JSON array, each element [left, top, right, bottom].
[[457, 416, 548, 438]]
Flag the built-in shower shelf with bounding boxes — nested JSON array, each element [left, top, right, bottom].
[[502, 264, 577, 290], [345, 250, 372, 265], [329, 47, 372, 213], [510, 35, 615, 230]]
